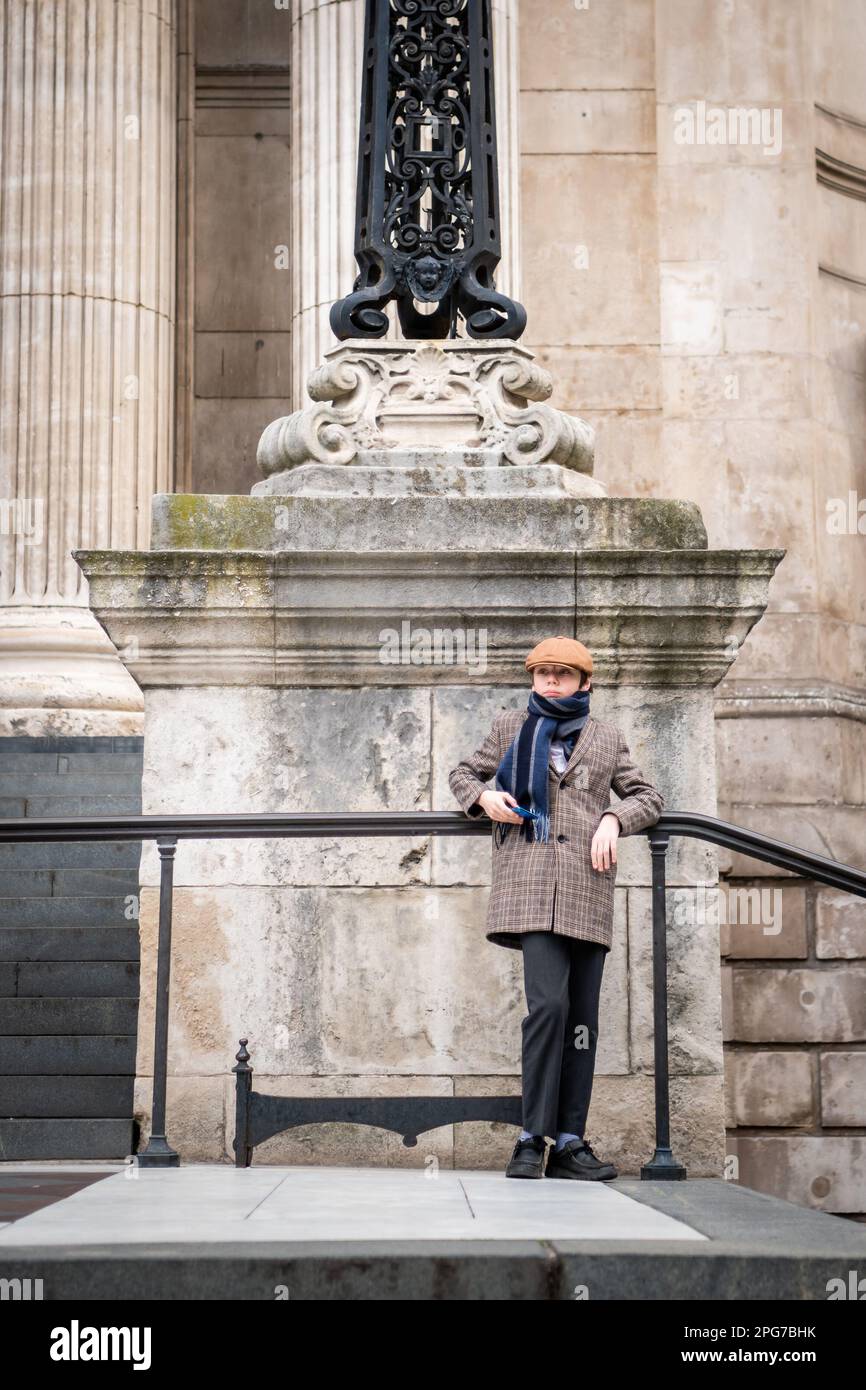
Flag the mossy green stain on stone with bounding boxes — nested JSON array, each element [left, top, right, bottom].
[[618, 498, 708, 550], [152, 494, 278, 552]]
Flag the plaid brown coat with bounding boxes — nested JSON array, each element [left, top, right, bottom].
[[448, 709, 665, 952]]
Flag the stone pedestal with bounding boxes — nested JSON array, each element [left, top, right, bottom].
[[74, 341, 784, 1170], [256, 338, 599, 487]]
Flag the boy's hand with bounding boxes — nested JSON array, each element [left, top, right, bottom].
[[477, 790, 524, 823], [591, 812, 621, 870]]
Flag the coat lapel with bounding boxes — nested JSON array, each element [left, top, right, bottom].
[[562, 715, 598, 775]]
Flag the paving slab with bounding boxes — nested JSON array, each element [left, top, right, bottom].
[[0, 1163, 863, 1300]]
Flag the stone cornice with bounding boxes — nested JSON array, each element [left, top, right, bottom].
[[715, 679, 866, 723], [73, 546, 784, 690]]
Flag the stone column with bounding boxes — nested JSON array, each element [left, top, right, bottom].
[[289, 0, 523, 411], [0, 0, 178, 735]]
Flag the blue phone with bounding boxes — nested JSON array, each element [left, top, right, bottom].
[[513, 806, 538, 819]]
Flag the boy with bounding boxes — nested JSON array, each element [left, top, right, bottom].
[[447, 636, 665, 1181]]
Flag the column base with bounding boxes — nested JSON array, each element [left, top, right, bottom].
[[0, 606, 144, 737]]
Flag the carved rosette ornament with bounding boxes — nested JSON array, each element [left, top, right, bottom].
[[256, 340, 596, 480]]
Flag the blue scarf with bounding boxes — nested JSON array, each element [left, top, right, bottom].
[[493, 689, 591, 847]]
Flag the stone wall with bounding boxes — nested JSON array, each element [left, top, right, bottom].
[[518, 0, 866, 1216]]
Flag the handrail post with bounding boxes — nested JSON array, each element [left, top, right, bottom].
[[641, 828, 687, 1180], [137, 836, 180, 1167], [232, 1039, 253, 1168]]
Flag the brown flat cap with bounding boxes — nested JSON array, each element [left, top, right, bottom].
[[525, 635, 593, 675]]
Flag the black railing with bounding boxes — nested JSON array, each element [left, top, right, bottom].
[[2, 810, 864, 1178]]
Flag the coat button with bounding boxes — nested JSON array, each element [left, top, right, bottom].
[[557, 833, 568, 842]]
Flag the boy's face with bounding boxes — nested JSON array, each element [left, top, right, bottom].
[[531, 663, 591, 698]]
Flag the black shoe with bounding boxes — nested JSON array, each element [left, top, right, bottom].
[[505, 1134, 548, 1178], [545, 1136, 617, 1181]]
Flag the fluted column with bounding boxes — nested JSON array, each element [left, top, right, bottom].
[[290, 0, 364, 407], [289, 0, 523, 411], [0, 0, 178, 735]]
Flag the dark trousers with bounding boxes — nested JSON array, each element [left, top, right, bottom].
[[519, 930, 607, 1139]]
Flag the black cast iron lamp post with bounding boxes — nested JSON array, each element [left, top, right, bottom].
[[330, 0, 527, 341]]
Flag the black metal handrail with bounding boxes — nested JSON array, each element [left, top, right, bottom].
[[2, 810, 864, 1176]]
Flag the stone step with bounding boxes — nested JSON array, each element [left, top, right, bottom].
[[0, 899, 138, 930], [0, 1176, 863, 1305], [0, 750, 143, 776], [0, 961, 140, 997], [0, 926, 139, 960], [0, 998, 139, 1035], [0, 1035, 137, 1074], [0, 1118, 134, 1160], [0, 734, 144, 1161], [0, 842, 142, 869], [0, 774, 145, 796], [0, 735, 141, 756], [0, 1074, 134, 1116], [13, 794, 141, 817], [0, 869, 140, 897]]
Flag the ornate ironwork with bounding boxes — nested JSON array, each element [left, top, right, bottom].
[[330, 0, 526, 341]]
